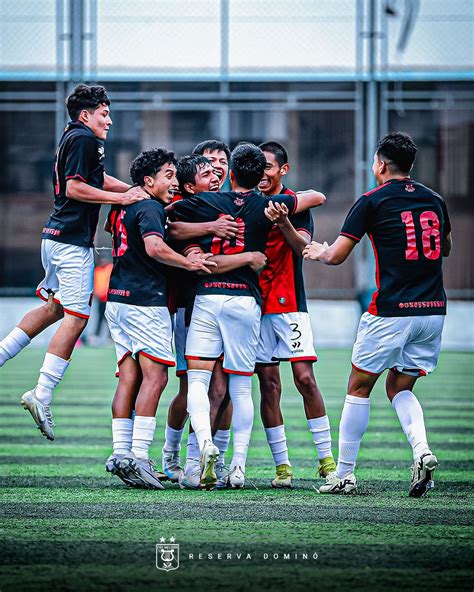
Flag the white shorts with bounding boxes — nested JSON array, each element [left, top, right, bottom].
[[105, 302, 175, 368], [256, 312, 317, 364], [352, 312, 445, 377], [173, 307, 188, 376], [186, 294, 261, 376], [36, 239, 94, 318]]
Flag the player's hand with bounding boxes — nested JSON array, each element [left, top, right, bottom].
[[248, 251, 267, 274], [303, 241, 328, 260], [264, 201, 289, 224], [185, 250, 217, 274], [118, 186, 150, 206], [211, 215, 238, 239]]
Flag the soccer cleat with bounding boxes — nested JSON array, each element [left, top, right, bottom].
[[409, 452, 438, 498], [119, 453, 165, 490], [179, 458, 201, 490], [200, 440, 219, 490], [228, 465, 245, 489], [162, 449, 183, 483], [318, 456, 337, 478], [105, 453, 138, 487], [20, 389, 55, 441], [318, 472, 357, 494], [215, 462, 229, 489], [271, 464, 293, 489]]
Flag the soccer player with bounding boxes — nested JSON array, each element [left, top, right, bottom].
[[172, 143, 326, 489], [303, 132, 452, 497], [0, 84, 146, 440], [104, 148, 216, 488], [255, 141, 335, 488]]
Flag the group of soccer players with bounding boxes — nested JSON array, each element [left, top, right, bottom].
[[0, 84, 452, 497]]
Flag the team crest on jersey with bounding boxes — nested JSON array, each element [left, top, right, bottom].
[[98, 145, 105, 161], [156, 538, 179, 571], [234, 197, 244, 206], [405, 183, 415, 192]]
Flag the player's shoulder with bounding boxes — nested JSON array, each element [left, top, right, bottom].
[[64, 122, 97, 145], [129, 197, 165, 216], [280, 185, 297, 197]]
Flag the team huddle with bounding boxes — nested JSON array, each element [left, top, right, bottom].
[[0, 85, 452, 497]]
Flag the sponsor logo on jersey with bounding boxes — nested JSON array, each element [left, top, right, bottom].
[[234, 197, 244, 206], [98, 145, 105, 161], [405, 184, 415, 192]]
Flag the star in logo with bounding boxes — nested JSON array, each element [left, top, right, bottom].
[[160, 537, 166, 543], [170, 537, 176, 543]]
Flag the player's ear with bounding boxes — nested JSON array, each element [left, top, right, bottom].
[[79, 109, 89, 123], [184, 182, 195, 194], [280, 163, 290, 177], [229, 170, 235, 184], [144, 175, 154, 188]]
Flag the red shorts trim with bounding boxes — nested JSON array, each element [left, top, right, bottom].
[[36, 288, 48, 302], [139, 351, 176, 366], [289, 356, 318, 363], [390, 366, 427, 378], [223, 368, 254, 376], [351, 362, 381, 377], [63, 308, 89, 319], [185, 355, 220, 361], [117, 351, 132, 367]]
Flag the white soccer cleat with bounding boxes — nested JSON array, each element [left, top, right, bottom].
[[162, 449, 183, 483], [119, 453, 165, 490], [228, 465, 245, 489], [215, 462, 229, 489], [200, 440, 219, 490], [318, 471, 357, 494], [409, 453, 438, 498], [20, 389, 55, 441], [179, 458, 201, 490]]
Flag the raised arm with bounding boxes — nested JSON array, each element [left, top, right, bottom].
[[294, 190, 326, 213], [103, 172, 131, 193], [66, 179, 148, 206], [264, 201, 311, 256], [168, 216, 238, 241]]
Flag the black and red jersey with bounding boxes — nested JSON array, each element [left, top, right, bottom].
[[340, 178, 451, 317], [259, 186, 313, 315], [107, 199, 168, 307], [42, 121, 105, 248], [171, 190, 297, 305]]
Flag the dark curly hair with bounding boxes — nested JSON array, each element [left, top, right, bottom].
[[230, 143, 266, 189], [129, 148, 176, 186], [177, 155, 211, 195], [192, 139, 230, 161], [376, 132, 417, 174], [66, 84, 110, 120]]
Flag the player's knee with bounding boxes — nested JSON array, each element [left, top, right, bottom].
[[294, 371, 317, 395], [260, 375, 281, 401]]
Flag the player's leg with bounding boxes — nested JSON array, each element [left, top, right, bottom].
[[256, 315, 292, 487], [387, 315, 444, 497], [208, 359, 232, 487], [291, 360, 336, 478]]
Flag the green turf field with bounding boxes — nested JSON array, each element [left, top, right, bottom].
[[0, 347, 473, 592]]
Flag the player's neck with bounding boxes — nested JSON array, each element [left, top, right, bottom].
[[264, 182, 284, 197], [231, 183, 254, 193], [379, 172, 410, 184]]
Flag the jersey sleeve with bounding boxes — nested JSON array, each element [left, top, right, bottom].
[[441, 199, 451, 236], [136, 202, 166, 239], [289, 209, 313, 240], [64, 134, 97, 182], [271, 193, 298, 215], [340, 196, 373, 242]]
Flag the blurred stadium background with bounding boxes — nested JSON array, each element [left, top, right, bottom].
[[0, 0, 473, 348]]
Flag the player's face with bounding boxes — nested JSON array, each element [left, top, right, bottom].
[[187, 163, 220, 194], [82, 104, 112, 140], [372, 152, 384, 185], [202, 149, 229, 188], [145, 163, 177, 204], [259, 151, 286, 195]]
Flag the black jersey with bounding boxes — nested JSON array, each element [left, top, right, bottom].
[[340, 179, 451, 317], [259, 186, 314, 314], [42, 121, 105, 248], [171, 190, 297, 305], [107, 200, 168, 307]]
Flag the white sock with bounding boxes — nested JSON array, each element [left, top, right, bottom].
[[336, 395, 370, 478], [35, 353, 70, 405], [131, 415, 156, 460], [392, 390, 431, 461], [307, 415, 333, 459], [265, 425, 290, 466], [0, 327, 31, 366], [112, 418, 133, 455], [164, 423, 184, 452], [214, 429, 231, 465], [186, 431, 200, 461], [229, 374, 254, 472], [187, 369, 212, 452]]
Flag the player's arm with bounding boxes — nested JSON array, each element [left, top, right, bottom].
[[144, 235, 216, 274], [103, 172, 131, 193], [264, 201, 310, 256], [168, 216, 238, 241], [443, 232, 452, 257], [66, 179, 148, 206], [293, 190, 326, 213], [183, 245, 266, 275], [303, 236, 356, 265]]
